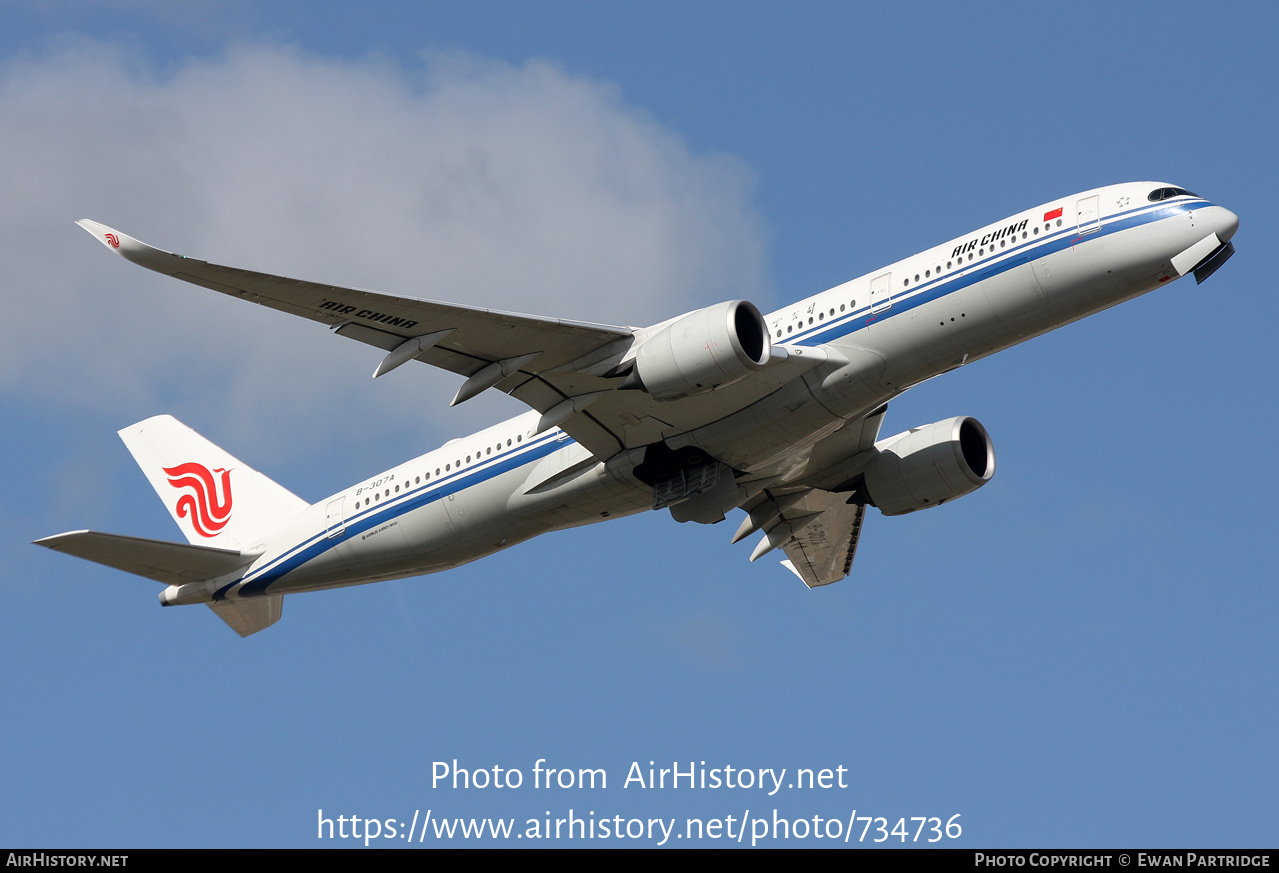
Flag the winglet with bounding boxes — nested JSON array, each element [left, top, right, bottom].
[[75, 219, 201, 274]]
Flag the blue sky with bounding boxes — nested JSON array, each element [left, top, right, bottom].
[[3, 1, 1275, 848]]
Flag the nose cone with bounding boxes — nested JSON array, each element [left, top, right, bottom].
[[1214, 207, 1240, 244]]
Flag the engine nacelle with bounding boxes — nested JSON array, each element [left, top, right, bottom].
[[631, 300, 770, 401], [863, 416, 995, 516]]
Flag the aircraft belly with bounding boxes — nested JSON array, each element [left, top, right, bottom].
[[265, 517, 424, 593], [401, 499, 456, 558], [980, 258, 1048, 330], [507, 443, 652, 528], [669, 374, 851, 473], [1037, 218, 1192, 325], [421, 467, 546, 556], [803, 342, 888, 416]]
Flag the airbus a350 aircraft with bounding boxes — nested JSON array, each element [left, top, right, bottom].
[[37, 182, 1238, 636]]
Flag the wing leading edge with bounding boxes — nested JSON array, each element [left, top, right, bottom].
[[77, 221, 834, 461], [77, 220, 637, 457]]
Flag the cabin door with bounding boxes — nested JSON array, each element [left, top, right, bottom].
[[869, 272, 893, 314], [1076, 195, 1101, 234], [325, 497, 346, 538]]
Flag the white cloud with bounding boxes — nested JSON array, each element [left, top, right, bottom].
[[0, 41, 766, 458]]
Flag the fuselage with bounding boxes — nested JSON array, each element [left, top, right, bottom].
[[215, 182, 1238, 601]]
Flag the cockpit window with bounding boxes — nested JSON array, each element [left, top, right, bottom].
[[1147, 186, 1198, 202]]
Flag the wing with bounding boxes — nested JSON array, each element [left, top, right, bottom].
[[778, 498, 867, 588], [739, 488, 869, 588], [79, 221, 830, 461], [734, 405, 887, 588]]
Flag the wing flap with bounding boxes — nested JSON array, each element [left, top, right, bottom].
[[779, 498, 867, 588]]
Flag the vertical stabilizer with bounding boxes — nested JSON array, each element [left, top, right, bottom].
[[119, 415, 309, 550]]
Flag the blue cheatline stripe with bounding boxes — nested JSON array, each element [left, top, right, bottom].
[[221, 430, 568, 598], [782, 199, 1205, 347], [220, 198, 1209, 599]]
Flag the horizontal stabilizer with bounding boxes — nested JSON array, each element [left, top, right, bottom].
[[34, 530, 251, 585]]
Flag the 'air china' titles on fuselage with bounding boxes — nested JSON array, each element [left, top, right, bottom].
[[319, 299, 419, 330], [950, 219, 1030, 259]]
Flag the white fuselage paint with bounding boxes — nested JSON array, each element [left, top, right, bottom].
[[218, 183, 1237, 601]]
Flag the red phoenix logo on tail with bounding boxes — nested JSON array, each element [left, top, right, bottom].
[[164, 463, 233, 537], [104, 233, 120, 248]]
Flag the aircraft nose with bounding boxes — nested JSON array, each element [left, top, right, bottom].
[[1214, 207, 1239, 244]]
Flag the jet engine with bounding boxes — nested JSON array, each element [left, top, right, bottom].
[[628, 300, 771, 401], [863, 416, 995, 516]]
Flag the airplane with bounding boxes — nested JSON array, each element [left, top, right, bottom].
[[36, 182, 1239, 637]]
